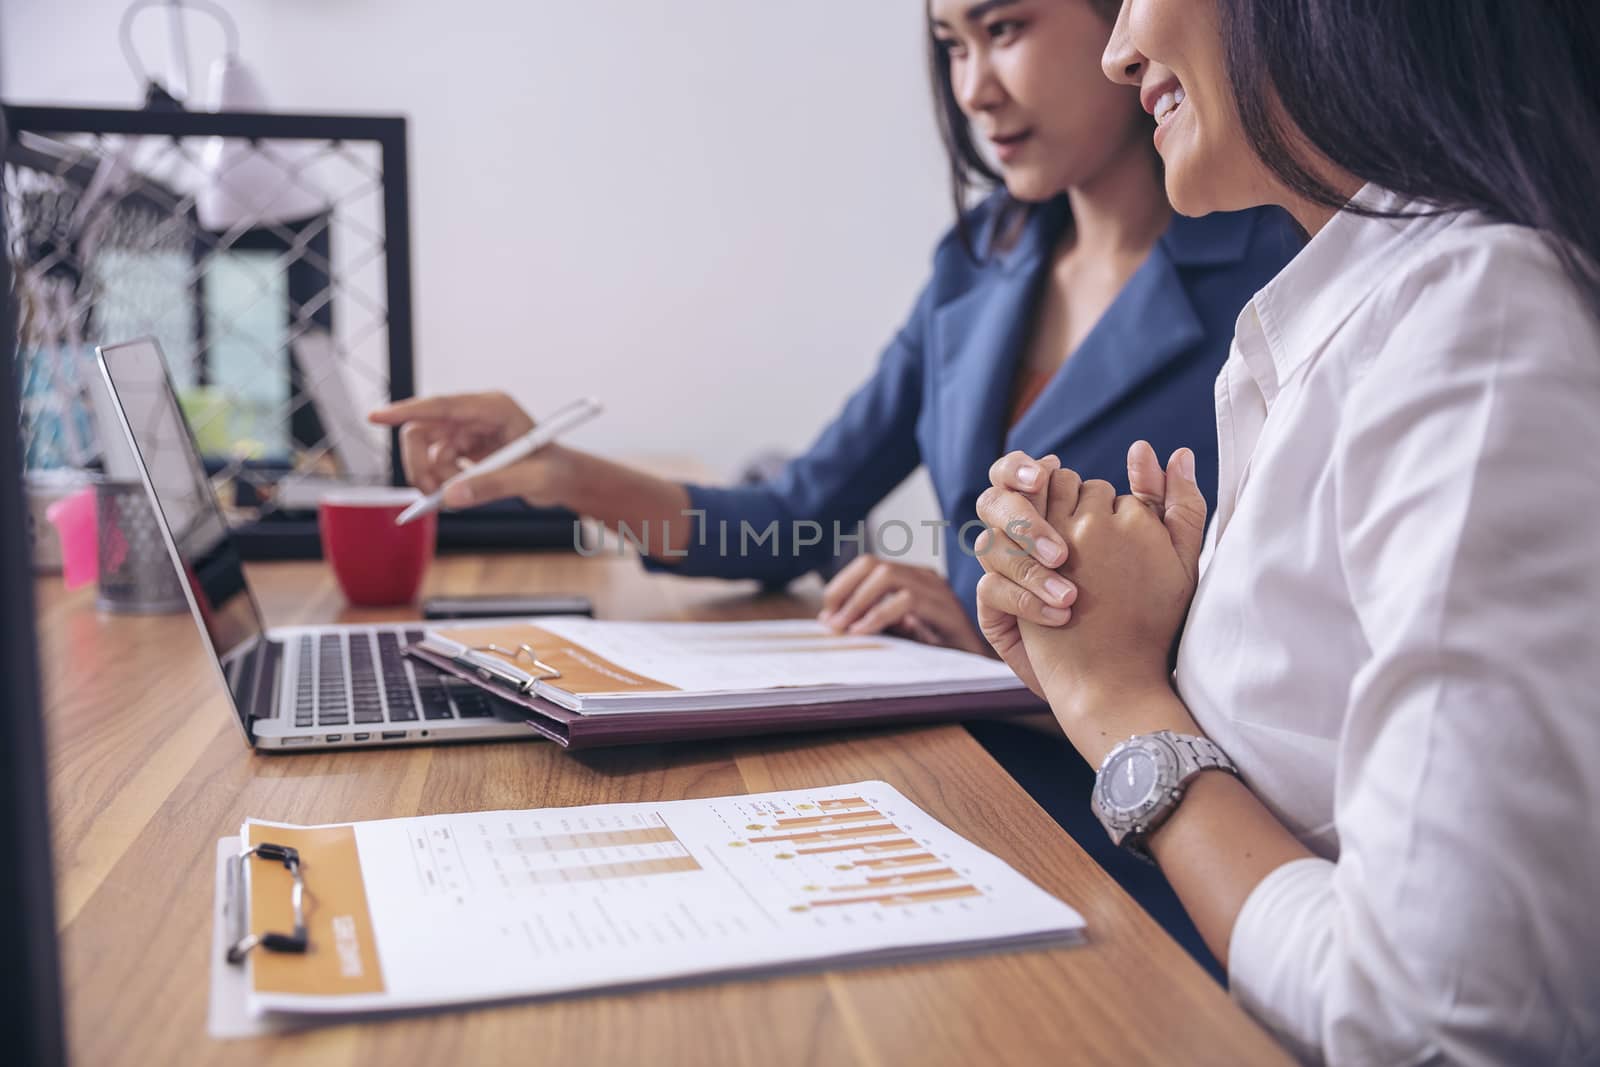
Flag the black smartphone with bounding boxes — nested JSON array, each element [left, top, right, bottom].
[[421, 594, 595, 620]]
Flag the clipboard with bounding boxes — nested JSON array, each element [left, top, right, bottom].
[[209, 782, 1088, 1030], [403, 640, 1049, 750]]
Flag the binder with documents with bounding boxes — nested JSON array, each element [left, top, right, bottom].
[[402, 618, 1047, 748]]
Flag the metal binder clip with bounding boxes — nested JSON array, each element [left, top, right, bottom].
[[471, 642, 562, 694], [226, 841, 310, 965]]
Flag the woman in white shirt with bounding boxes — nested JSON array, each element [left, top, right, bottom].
[[968, 0, 1600, 1063]]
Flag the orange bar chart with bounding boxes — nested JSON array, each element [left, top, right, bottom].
[[764, 811, 884, 829], [851, 853, 937, 869], [514, 855, 702, 886], [510, 826, 682, 853], [745, 823, 902, 845], [736, 792, 986, 915], [810, 885, 983, 909], [827, 868, 959, 892], [795, 838, 918, 855]]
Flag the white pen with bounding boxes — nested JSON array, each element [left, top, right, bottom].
[[394, 397, 603, 526]]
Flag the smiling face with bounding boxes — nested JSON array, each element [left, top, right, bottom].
[[929, 0, 1150, 203], [1100, 0, 1282, 216]]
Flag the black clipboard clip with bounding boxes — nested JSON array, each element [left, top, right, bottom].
[[225, 841, 309, 965]]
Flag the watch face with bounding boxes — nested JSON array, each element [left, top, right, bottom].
[[1103, 747, 1161, 813]]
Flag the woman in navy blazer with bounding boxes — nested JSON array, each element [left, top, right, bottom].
[[376, 0, 1298, 654]]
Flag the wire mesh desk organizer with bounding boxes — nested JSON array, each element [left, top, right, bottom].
[[5, 103, 415, 558], [95, 478, 188, 612]]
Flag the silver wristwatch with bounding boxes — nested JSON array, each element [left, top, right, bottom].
[[1091, 730, 1237, 862]]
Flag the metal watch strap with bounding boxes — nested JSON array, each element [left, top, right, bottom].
[[1165, 732, 1235, 784]]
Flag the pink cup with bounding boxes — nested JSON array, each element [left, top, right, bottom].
[[45, 486, 99, 589]]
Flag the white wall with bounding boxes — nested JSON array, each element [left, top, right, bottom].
[[3, 0, 951, 551]]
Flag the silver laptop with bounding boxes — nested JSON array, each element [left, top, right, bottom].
[[97, 338, 536, 751]]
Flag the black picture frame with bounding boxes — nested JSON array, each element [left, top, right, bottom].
[[4, 102, 579, 557]]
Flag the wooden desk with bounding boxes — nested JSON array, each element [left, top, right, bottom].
[[36, 551, 1289, 1067]]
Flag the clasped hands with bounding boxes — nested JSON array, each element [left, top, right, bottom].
[[974, 440, 1210, 744]]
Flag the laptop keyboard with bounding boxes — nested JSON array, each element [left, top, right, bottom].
[[376, 633, 419, 722], [291, 628, 492, 730], [315, 635, 349, 725]]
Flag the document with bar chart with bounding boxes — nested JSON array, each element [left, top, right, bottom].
[[216, 781, 1085, 1024]]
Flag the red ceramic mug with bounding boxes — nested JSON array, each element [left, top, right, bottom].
[[317, 488, 437, 607]]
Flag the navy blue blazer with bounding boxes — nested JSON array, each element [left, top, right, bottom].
[[651, 197, 1302, 629]]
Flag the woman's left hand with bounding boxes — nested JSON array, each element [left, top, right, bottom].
[[819, 555, 991, 656], [977, 441, 1209, 716]]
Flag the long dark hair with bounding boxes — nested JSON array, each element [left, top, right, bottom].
[[1219, 0, 1600, 310], [925, 0, 1124, 258]]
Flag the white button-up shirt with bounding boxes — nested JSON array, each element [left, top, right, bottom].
[[1174, 187, 1600, 1065]]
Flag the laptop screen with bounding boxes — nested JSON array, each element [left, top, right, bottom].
[[98, 339, 270, 730]]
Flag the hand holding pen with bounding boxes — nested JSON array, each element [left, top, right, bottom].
[[369, 393, 603, 525]]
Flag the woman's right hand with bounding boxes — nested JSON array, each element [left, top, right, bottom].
[[368, 391, 572, 508], [974, 443, 1201, 700], [973, 452, 1072, 698]]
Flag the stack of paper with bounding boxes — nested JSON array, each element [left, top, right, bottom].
[[416, 618, 1029, 712]]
